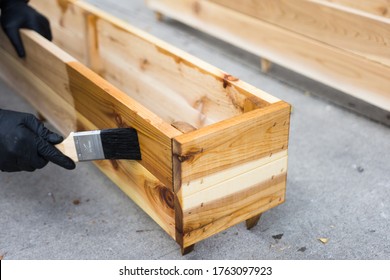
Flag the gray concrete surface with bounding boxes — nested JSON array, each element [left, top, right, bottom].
[[1, 0, 390, 260]]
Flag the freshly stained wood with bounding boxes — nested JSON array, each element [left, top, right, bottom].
[[1, 0, 291, 254], [146, 0, 390, 120]]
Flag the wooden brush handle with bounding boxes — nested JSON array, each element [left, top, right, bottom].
[[55, 132, 79, 162]]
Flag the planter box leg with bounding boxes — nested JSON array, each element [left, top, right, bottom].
[[246, 213, 262, 230], [155, 11, 164, 21], [181, 244, 195, 255], [260, 58, 272, 73]]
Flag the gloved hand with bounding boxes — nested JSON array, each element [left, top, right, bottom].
[[0, 109, 76, 172], [0, 0, 52, 57]]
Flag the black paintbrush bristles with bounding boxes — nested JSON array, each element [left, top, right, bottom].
[[100, 128, 141, 160]]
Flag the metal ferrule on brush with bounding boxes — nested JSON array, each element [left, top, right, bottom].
[[73, 130, 105, 161]]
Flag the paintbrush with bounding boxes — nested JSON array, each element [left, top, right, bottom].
[[55, 128, 141, 162]]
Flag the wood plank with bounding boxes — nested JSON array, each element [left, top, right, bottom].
[[173, 102, 290, 187], [324, 0, 390, 18], [146, 0, 390, 114], [0, 34, 76, 135], [30, 0, 88, 63], [178, 150, 287, 199], [210, 0, 390, 66]]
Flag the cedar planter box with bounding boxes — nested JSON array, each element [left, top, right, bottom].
[[145, 0, 390, 126], [0, 0, 290, 254]]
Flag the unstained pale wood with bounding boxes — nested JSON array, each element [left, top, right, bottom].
[[146, 0, 390, 118], [210, 0, 390, 65], [325, 0, 390, 18]]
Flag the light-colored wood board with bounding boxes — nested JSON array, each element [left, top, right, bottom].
[[0, 29, 77, 134], [178, 150, 287, 199], [209, 0, 390, 66], [173, 101, 290, 186], [95, 21, 217, 128], [324, 0, 390, 18], [30, 0, 88, 63], [0, 44, 76, 135], [180, 155, 288, 210], [18, 32, 75, 105], [146, 0, 390, 113]]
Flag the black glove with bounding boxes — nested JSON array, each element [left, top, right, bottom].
[[0, 0, 52, 57], [0, 109, 76, 172]]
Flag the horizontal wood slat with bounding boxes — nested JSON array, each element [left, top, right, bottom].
[[324, 0, 390, 18]]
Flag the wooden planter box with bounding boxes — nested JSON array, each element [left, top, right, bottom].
[[0, 0, 290, 254], [146, 0, 390, 126]]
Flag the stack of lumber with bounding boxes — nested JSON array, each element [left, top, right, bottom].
[[146, 0, 390, 126]]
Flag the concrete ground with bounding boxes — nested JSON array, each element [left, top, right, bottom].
[[1, 0, 389, 260]]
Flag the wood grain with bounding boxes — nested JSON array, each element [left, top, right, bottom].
[[146, 0, 390, 113], [31, 0, 279, 129], [325, 0, 390, 18], [210, 0, 390, 65], [30, 0, 88, 63]]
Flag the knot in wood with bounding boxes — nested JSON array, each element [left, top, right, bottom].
[[158, 186, 174, 209]]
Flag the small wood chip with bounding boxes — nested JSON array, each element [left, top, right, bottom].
[[318, 238, 329, 244]]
